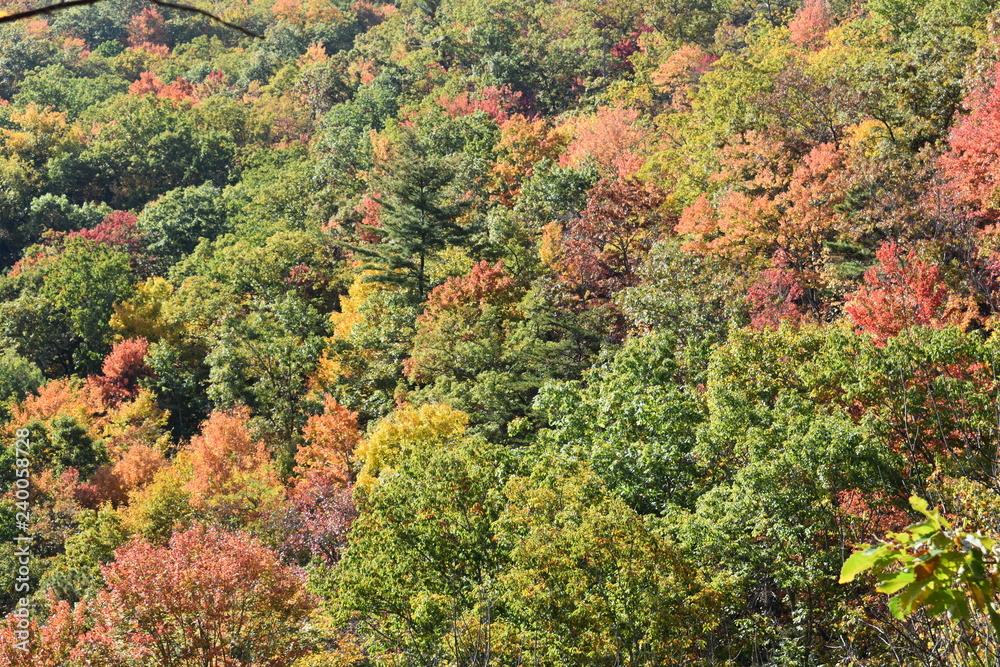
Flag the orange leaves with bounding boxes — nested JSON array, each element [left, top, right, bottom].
[[184, 407, 279, 509], [273, 0, 346, 28], [677, 143, 846, 284], [128, 72, 197, 103], [112, 443, 166, 497], [652, 45, 716, 111], [97, 524, 315, 664], [490, 115, 567, 206], [420, 260, 518, 318], [405, 261, 522, 383], [437, 85, 523, 123], [296, 396, 362, 488], [559, 107, 649, 177]]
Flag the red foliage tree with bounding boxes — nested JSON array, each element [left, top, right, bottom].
[[282, 481, 357, 564], [558, 177, 665, 299], [94, 525, 315, 665], [938, 64, 1000, 221], [404, 260, 522, 382], [746, 249, 805, 330], [70, 211, 153, 275], [72, 211, 142, 253], [844, 242, 949, 345], [87, 337, 154, 406]]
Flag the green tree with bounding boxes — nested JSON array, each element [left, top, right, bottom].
[[497, 462, 716, 667], [534, 331, 705, 514], [326, 429, 511, 666], [137, 182, 229, 264], [352, 129, 470, 302], [0, 347, 43, 420], [206, 293, 327, 468], [40, 238, 136, 374]]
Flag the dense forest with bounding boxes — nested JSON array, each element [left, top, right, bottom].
[[2, 0, 1000, 663]]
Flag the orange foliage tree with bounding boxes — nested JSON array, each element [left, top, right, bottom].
[[182, 407, 284, 523], [490, 115, 566, 206], [92, 525, 315, 664], [559, 107, 649, 177], [295, 394, 362, 489]]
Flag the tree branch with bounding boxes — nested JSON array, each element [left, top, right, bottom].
[[0, 0, 263, 38]]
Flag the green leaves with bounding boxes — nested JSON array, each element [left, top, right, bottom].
[[840, 496, 1000, 635], [839, 546, 883, 584]]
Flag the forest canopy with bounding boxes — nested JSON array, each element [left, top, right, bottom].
[[3, 0, 1000, 664]]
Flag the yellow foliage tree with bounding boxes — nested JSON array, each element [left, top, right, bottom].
[[355, 403, 469, 493]]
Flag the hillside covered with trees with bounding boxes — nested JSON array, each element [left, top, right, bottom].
[[3, 0, 1000, 663]]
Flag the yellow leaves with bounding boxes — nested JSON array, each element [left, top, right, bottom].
[[539, 222, 565, 272], [355, 403, 469, 494], [2, 105, 84, 167], [315, 274, 383, 385], [273, 0, 345, 29], [99, 388, 172, 458], [330, 274, 380, 340], [298, 42, 330, 67], [111, 276, 179, 344], [490, 115, 567, 206]]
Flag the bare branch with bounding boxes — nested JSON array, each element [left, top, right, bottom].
[[149, 0, 263, 38], [0, 0, 263, 38]]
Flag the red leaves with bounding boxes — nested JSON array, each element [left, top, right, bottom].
[[125, 7, 167, 49], [844, 242, 949, 345], [283, 481, 357, 564], [421, 260, 518, 318], [73, 211, 142, 252], [558, 177, 665, 299], [128, 72, 197, 103], [938, 64, 1000, 221], [788, 0, 831, 49], [747, 250, 805, 330], [88, 337, 154, 406]]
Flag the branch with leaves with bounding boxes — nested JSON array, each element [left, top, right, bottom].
[[840, 496, 1000, 636], [0, 0, 263, 38]]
